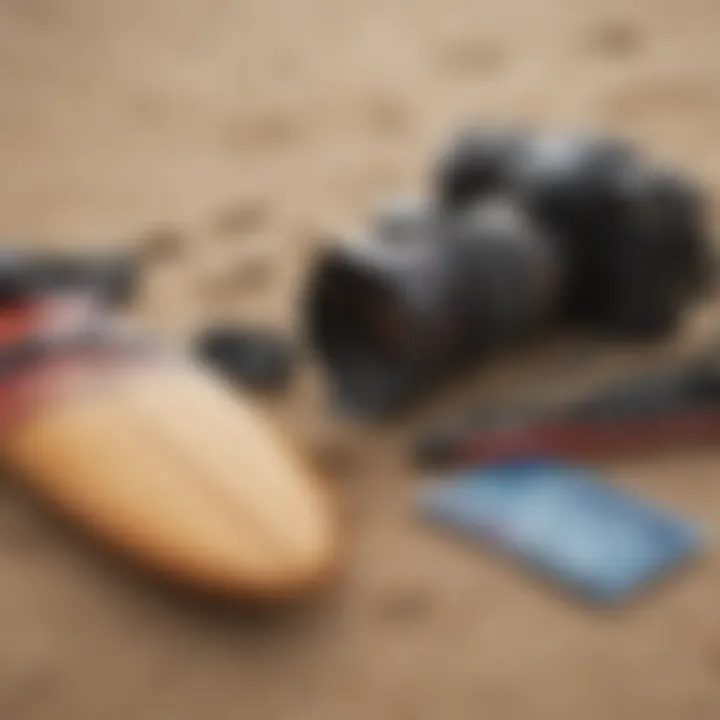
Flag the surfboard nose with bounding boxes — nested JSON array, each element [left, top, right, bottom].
[[5, 364, 339, 600]]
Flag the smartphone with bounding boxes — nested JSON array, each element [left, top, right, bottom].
[[418, 460, 703, 604]]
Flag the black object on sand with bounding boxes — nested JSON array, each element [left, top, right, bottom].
[[194, 326, 296, 392], [305, 127, 712, 417], [0, 248, 140, 307]]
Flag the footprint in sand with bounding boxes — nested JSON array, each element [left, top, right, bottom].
[[195, 243, 279, 305], [211, 198, 271, 240], [136, 225, 185, 263], [585, 19, 644, 59], [224, 108, 304, 157], [189, 201, 282, 305], [434, 36, 507, 79]]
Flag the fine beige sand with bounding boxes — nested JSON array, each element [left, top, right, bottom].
[[2, 0, 720, 718]]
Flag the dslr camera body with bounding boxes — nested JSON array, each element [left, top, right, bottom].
[[306, 128, 712, 416]]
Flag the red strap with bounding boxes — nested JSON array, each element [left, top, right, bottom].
[[0, 302, 40, 344], [0, 296, 144, 434], [460, 409, 720, 463]]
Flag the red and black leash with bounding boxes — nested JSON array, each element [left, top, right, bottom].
[[417, 355, 720, 467], [0, 250, 144, 431]]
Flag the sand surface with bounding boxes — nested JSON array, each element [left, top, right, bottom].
[[2, 0, 720, 718]]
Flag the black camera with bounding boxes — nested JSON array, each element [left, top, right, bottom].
[[305, 128, 712, 416]]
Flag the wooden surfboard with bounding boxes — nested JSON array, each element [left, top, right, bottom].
[[0, 295, 339, 599]]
